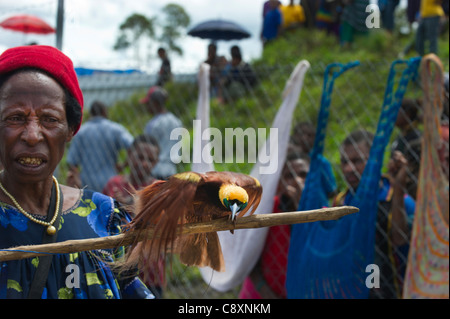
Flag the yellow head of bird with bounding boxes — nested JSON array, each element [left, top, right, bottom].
[[219, 184, 249, 220]]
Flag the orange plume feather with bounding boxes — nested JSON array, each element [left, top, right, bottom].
[[121, 171, 262, 277]]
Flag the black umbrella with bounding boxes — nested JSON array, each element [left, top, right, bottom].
[[187, 19, 251, 41]]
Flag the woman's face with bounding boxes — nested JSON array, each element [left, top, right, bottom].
[[0, 71, 73, 183]]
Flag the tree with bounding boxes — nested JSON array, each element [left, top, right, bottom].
[[158, 4, 191, 55], [113, 13, 156, 50], [113, 13, 156, 67], [113, 4, 191, 68]]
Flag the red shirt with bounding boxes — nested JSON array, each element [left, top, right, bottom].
[[260, 196, 290, 298]]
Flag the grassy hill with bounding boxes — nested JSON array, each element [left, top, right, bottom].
[[249, 26, 448, 177], [103, 24, 449, 298], [103, 24, 449, 185]]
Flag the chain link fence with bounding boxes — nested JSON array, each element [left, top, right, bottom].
[[60, 58, 448, 299]]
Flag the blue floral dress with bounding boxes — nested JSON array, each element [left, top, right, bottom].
[[0, 189, 153, 299]]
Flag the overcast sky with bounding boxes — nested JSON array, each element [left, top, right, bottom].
[[0, 0, 269, 73]]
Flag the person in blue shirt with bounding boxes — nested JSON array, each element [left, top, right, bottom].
[[261, 0, 283, 47], [140, 86, 183, 179], [333, 129, 415, 298], [66, 101, 134, 192]]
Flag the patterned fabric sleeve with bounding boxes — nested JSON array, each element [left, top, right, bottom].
[[89, 192, 154, 299], [0, 190, 154, 299]]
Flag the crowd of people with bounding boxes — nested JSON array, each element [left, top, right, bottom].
[[154, 0, 448, 103], [238, 100, 447, 299], [261, 0, 448, 52], [0, 7, 448, 299], [201, 43, 259, 103], [152, 41, 258, 104]]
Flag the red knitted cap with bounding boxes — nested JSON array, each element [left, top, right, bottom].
[[0, 45, 83, 133]]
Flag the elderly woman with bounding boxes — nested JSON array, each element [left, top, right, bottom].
[[0, 45, 153, 299]]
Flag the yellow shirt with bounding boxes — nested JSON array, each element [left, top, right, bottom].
[[420, 0, 445, 18], [280, 4, 305, 28]]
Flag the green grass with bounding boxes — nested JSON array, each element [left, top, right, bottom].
[[61, 23, 448, 214], [99, 27, 448, 181]]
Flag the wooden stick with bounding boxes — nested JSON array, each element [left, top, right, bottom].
[[0, 206, 358, 262]]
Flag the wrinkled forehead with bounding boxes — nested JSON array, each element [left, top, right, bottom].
[[2, 68, 61, 87], [0, 70, 65, 107]]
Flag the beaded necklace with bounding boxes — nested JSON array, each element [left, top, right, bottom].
[[0, 170, 60, 235]]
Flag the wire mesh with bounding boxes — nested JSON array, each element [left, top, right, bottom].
[[58, 59, 448, 299]]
